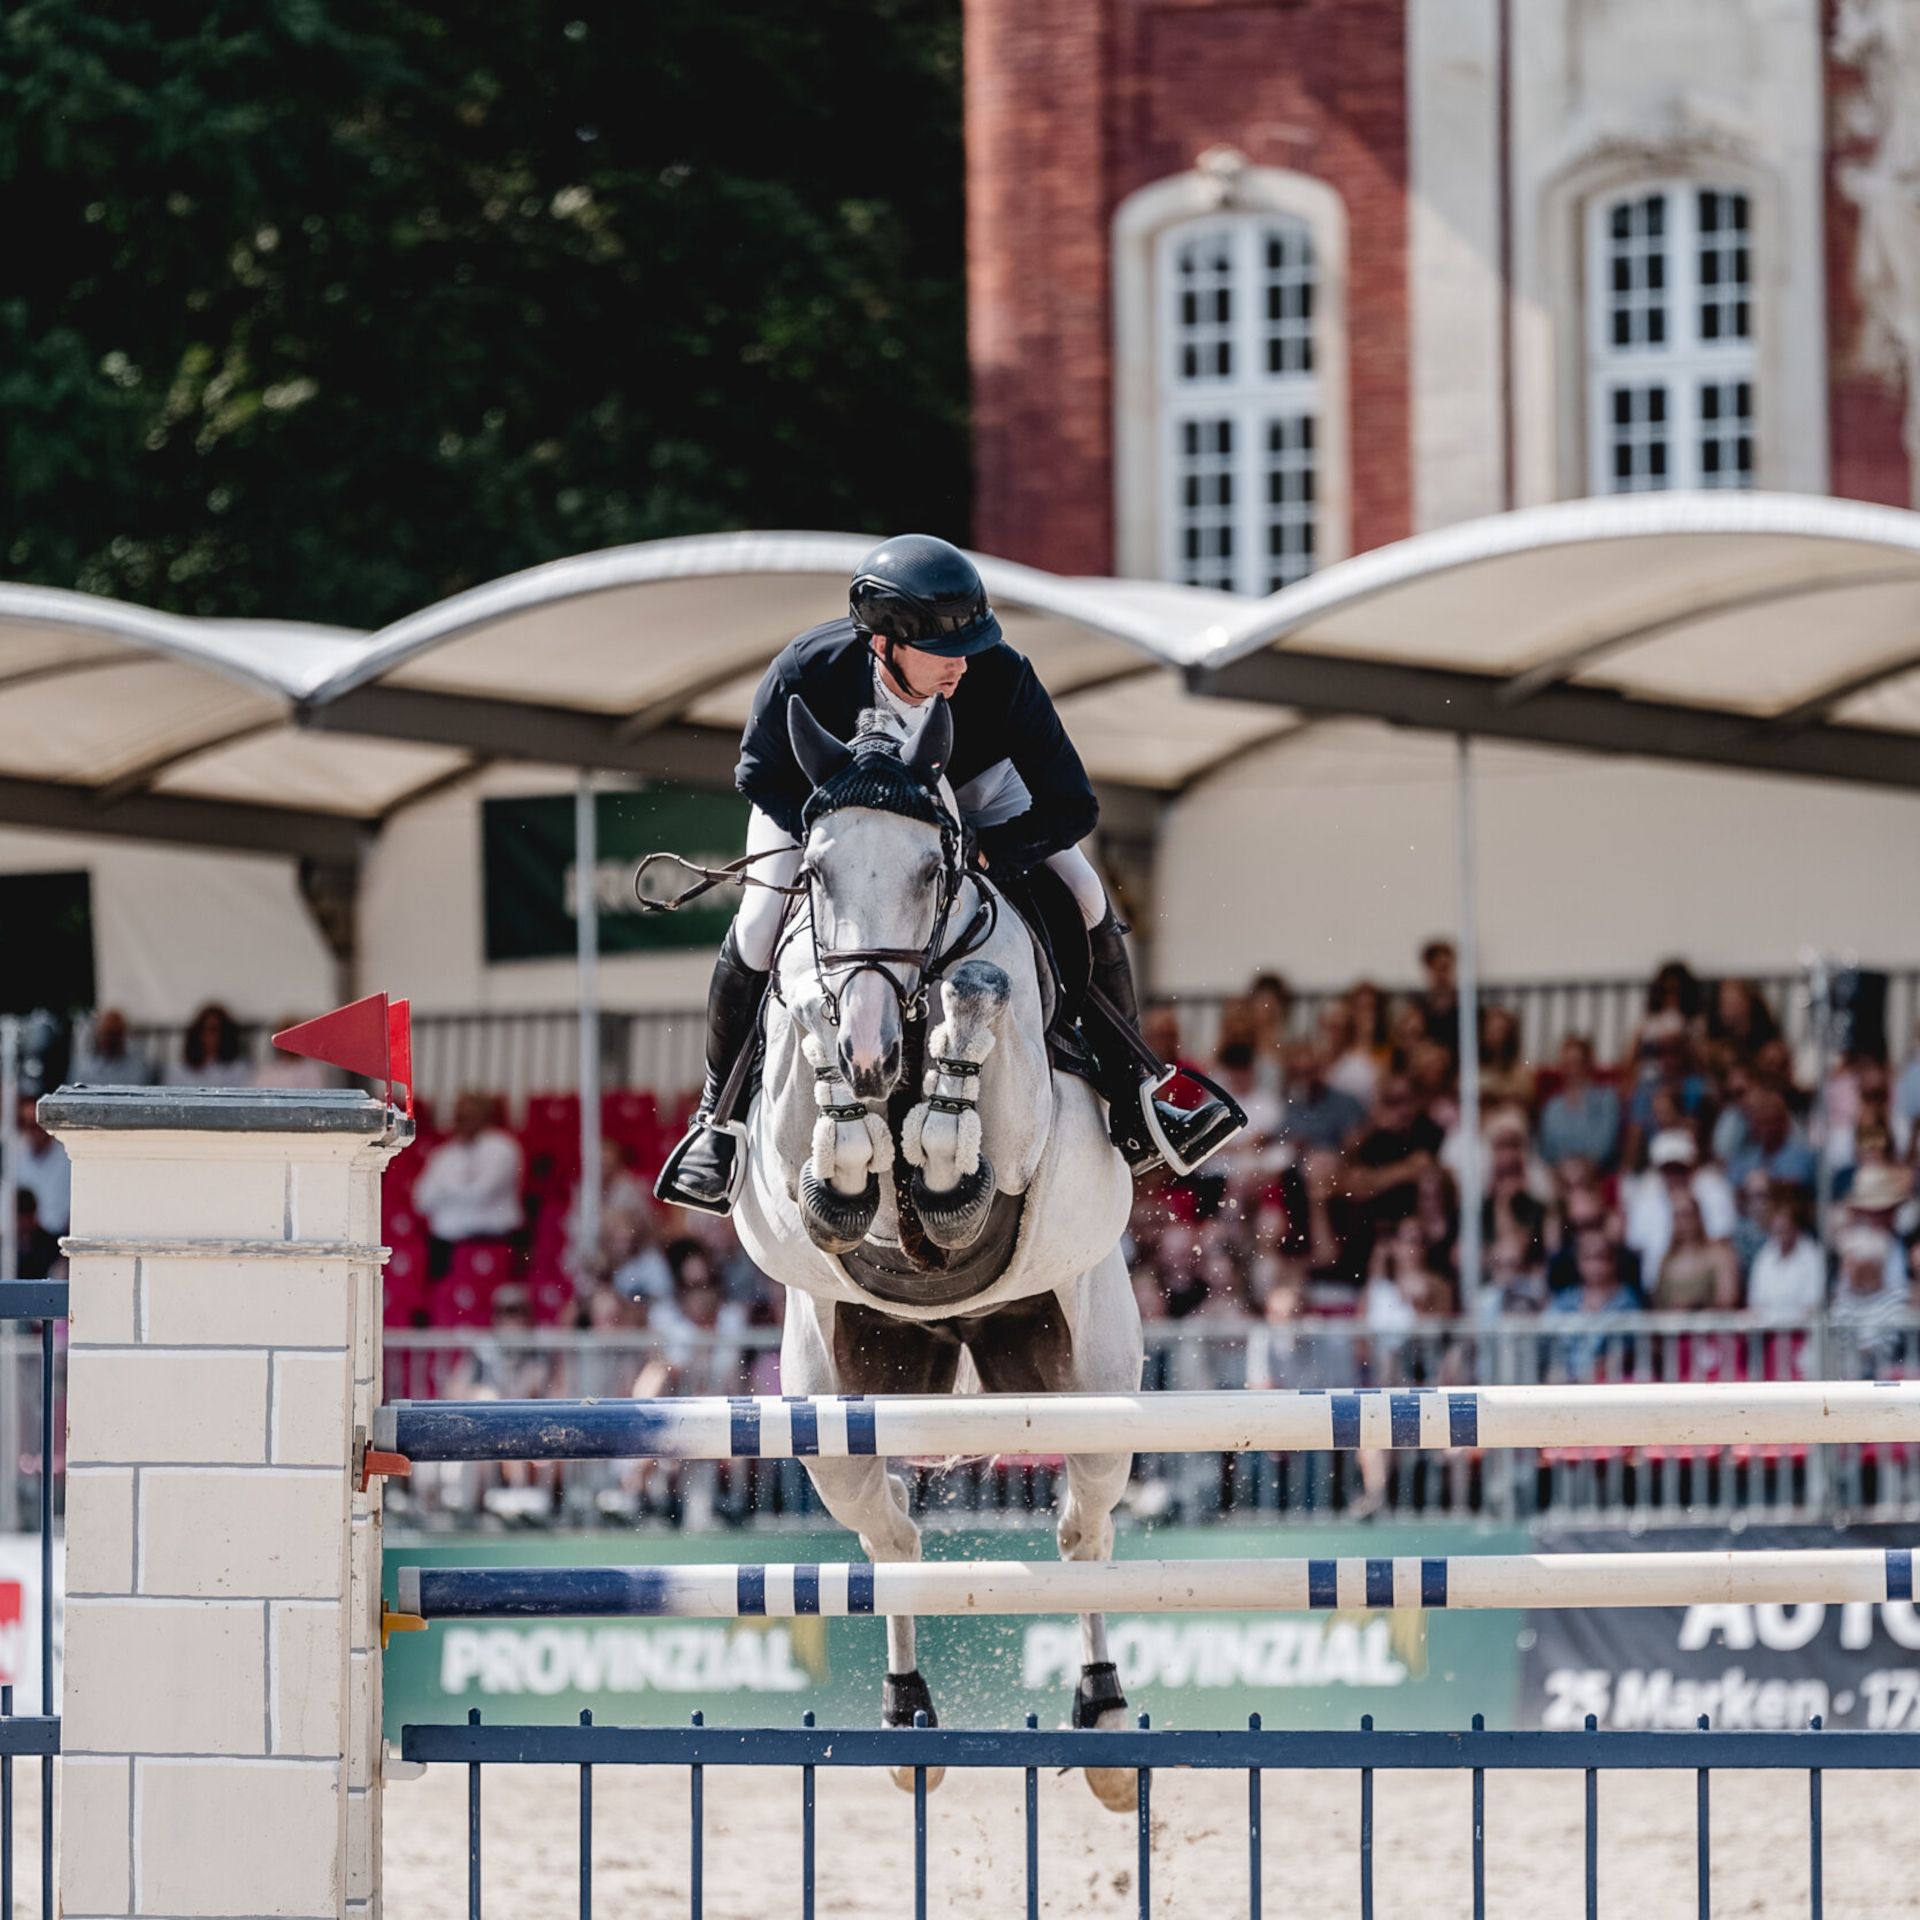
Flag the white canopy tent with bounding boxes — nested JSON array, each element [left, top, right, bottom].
[[9, 494, 1920, 1284]]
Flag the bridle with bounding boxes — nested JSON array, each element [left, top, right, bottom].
[[634, 765, 998, 1031], [776, 785, 997, 1030]]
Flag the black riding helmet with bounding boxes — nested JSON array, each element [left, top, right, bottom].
[[849, 534, 1003, 659]]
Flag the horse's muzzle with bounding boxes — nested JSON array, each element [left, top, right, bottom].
[[841, 1035, 902, 1103]]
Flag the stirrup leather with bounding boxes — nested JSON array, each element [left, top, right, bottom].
[[1136, 1065, 1249, 1178], [654, 1114, 750, 1215]]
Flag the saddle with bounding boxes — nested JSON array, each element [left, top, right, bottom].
[[986, 865, 1100, 1086]]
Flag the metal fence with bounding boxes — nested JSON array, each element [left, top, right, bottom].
[[113, 963, 1920, 1119], [399, 1709, 1920, 1920], [379, 1311, 1920, 1534]]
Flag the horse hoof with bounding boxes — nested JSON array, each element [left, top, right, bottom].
[[1072, 1663, 1136, 1811], [889, 1762, 948, 1796], [911, 1158, 996, 1249], [799, 1167, 880, 1253], [884, 1669, 944, 1794]]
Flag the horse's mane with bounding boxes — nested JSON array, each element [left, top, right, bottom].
[[800, 707, 949, 832]]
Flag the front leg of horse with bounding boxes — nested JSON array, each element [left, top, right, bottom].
[[796, 1033, 891, 1253], [1059, 1449, 1138, 1812], [800, 1456, 945, 1794], [902, 960, 1010, 1249]]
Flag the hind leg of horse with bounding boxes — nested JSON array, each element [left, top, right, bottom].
[[782, 1293, 948, 1790], [1055, 1247, 1144, 1810]]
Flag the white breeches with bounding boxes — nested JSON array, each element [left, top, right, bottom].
[[734, 809, 804, 972], [730, 808, 1108, 973]]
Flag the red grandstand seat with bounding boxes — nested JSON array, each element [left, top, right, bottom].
[[530, 1270, 577, 1325], [431, 1239, 516, 1327], [383, 1239, 432, 1328]]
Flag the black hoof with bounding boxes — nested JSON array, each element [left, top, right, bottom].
[[799, 1166, 880, 1253], [883, 1668, 938, 1729], [910, 1157, 996, 1249], [1072, 1660, 1127, 1729]]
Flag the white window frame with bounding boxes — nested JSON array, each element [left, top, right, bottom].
[[1583, 181, 1757, 495], [1112, 154, 1349, 589], [1155, 215, 1322, 592]]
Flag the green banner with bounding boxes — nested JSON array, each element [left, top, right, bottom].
[[482, 788, 750, 960], [385, 1524, 1532, 1733]]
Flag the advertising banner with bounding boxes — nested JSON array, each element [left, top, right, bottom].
[[385, 1524, 1531, 1733], [1519, 1524, 1920, 1731], [482, 788, 750, 961]]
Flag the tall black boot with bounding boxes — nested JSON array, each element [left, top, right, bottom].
[[654, 927, 769, 1214], [1085, 907, 1247, 1176]]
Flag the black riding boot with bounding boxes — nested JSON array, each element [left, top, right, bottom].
[[1085, 907, 1247, 1176], [654, 927, 769, 1215]]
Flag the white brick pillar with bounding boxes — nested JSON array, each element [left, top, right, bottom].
[[45, 1087, 402, 1920]]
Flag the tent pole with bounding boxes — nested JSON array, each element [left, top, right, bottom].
[[1455, 735, 1484, 1310], [576, 774, 602, 1277]]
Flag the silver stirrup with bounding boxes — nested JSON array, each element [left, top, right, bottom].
[[1135, 1068, 1237, 1179], [655, 1116, 751, 1213]]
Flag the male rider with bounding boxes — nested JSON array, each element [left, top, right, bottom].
[[655, 532, 1245, 1213]]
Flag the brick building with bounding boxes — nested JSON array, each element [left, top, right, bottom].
[[965, 0, 1918, 585]]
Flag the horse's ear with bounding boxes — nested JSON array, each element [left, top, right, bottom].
[[906, 696, 953, 787], [788, 698, 853, 790]]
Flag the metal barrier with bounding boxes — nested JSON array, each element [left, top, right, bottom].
[[115, 963, 1920, 1118], [379, 1313, 1920, 1533], [400, 1710, 1919, 1920], [0, 1280, 66, 1920]]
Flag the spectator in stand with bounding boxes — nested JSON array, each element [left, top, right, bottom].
[[411, 1091, 524, 1277], [1840, 1163, 1913, 1292], [1318, 998, 1378, 1107], [1348, 979, 1389, 1073], [1480, 1110, 1550, 1259], [1893, 1017, 1920, 1156], [1709, 978, 1779, 1064], [8, 1092, 69, 1236], [1545, 1169, 1627, 1294], [13, 1190, 62, 1281], [1548, 1224, 1645, 1379], [1624, 1129, 1735, 1285], [1243, 1261, 1358, 1391], [165, 1003, 254, 1088], [1830, 1225, 1910, 1365], [1477, 1228, 1550, 1320], [565, 1138, 654, 1286], [1345, 1072, 1443, 1242], [1746, 1182, 1825, 1320], [1538, 1035, 1622, 1171], [1652, 1191, 1740, 1311], [1726, 1087, 1818, 1191], [1244, 973, 1293, 1099], [70, 1009, 155, 1086], [1362, 1218, 1454, 1366], [1414, 938, 1462, 1067], [1731, 1167, 1773, 1277], [652, 1242, 749, 1396], [1281, 1039, 1367, 1154], [1624, 1013, 1712, 1161], [1478, 1005, 1535, 1110]]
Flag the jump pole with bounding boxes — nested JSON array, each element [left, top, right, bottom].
[[372, 1379, 1920, 1465], [395, 1546, 1916, 1622]]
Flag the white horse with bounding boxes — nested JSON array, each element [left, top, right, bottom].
[[730, 697, 1142, 1809]]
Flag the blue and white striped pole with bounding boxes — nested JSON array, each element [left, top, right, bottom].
[[394, 1546, 1914, 1622], [373, 1380, 1920, 1464]]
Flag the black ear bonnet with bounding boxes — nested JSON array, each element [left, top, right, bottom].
[[790, 701, 954, 835]]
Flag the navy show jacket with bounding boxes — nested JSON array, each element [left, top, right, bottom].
[[733, 618, 1100, 878]]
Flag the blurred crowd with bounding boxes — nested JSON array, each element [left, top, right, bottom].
[[1138, 949, 1920, 1368]]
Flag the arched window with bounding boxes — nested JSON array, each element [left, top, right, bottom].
[[1157, 214, 1320, 591], [1586, 183, 1755, 493]]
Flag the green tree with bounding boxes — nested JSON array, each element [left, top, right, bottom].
[[0, 1, 968, 626]]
